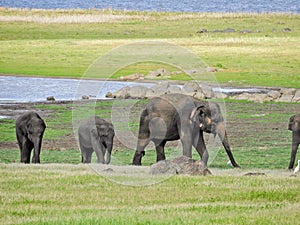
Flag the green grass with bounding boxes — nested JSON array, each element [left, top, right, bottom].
[[0, 8, 299, 87], [1, 99, 299, 170], [1, 8, 300, 224], [0, 164, 299, 225]]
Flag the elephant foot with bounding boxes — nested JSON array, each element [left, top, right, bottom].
[[132, 151, 145, 165]]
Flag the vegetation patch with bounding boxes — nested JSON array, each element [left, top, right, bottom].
[[0, 9, 299, 87]]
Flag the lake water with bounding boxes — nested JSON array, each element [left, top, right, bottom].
[[0, 76, 267, 103], [0, 0, 299, 13], [0, 76, 153, 103]]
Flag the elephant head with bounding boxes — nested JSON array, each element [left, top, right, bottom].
[[288, 115, 300, 132], [95, 123, 115, 164], [78, 116, 115, 164], [288, 114, 300, 169], [190, 102, 240, 168]]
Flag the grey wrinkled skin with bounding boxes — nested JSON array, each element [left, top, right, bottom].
[[16, 111, 46, 163], [288, 114, 300, 169], [132, 93, 240, 168], [78, 116, 114, 164]]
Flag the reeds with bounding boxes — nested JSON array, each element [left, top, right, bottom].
[[0, 7, 296, 24]]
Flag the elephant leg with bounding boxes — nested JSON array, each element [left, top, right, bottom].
[[288, 143, 299, 169], [21, 139, 33, 164], [193, 131, 209, 166], [154, 140, 167, 162], [82, 149, 93, 163], [133, 124, 151, 165], [32, 140, 42, 163], [132, 138, 149, 165]]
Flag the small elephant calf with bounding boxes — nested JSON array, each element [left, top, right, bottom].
[[16, 111, 46, 163], [78, 116, 115, 164], [288, 114, 300, 169]]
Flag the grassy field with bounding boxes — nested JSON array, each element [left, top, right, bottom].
[[1, 8, 300, 224], [1, 99, 300, 168], [0, 8, 300, 87], [0, 163, 299, 225]]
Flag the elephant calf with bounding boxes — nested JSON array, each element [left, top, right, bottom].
[[288, 114, 300, 169], [78, 116, 115, 164], [16, 111, 46, 163], [132, 93, 240, 168]]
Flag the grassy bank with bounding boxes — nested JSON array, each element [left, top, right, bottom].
[[1, 99, 300, 169], [0, 163, 299, 225], [0, 8, 300, 87]]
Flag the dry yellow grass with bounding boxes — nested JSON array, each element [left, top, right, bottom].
[[0, 7, 297, 23]]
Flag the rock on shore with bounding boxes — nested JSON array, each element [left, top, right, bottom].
[[106, 81, 300, 103]]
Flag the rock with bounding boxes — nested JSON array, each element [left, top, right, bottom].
[[234, 93, 252, 101], [167, 85, 182, 94], [206, 67, 217, 73], [105, 92, 113, 98], [192, 91, 206, 100], [150, 82, 170, 96], [282, 28, 291, 32], [82, 95, 89, 100], [150, 160, 179, 175], [46, 96, 55, 101], [213, 29, 223, 33], [145, 89, 157, 99], [112, 86, 130, 98], [182, 82, 202, 94], [249, 93, 269, 103], [292, 90, 300, 102], [150, 156, 211, 176], [267, 90, 281, 100], [197, 28, 208, 33], [214, 92, 228, 99], [280, 88, 296, 95], [102, 168, 115, 173], [128, 85, 148, 99], [276, 94, 294, 102], [224, 28, 235, 33], [240, 29, 252, 33], [182, 82, 205, 99], [120, 73, 144, 81], [199, 85, 214, 99], [146, 68, 170, 79], [157, 80, 170, 89]]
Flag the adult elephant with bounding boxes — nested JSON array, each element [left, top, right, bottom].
[[16, 111, 46, 163], [78, 116, 115, 164], [132, 93, 240, 168], [288, 114, 300, 169]]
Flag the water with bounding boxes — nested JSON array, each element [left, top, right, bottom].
[[0, 0, 299, 13], [0, 76, 268, 103], [0, 76, 152, 103]]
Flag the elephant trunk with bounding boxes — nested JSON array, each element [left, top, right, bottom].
[[32, 138, 42, 163], [216, 122, 240, 168], [288, 132, 300, 169], [105, 142, 113, 164]]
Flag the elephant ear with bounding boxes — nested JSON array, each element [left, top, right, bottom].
[[189, 105, 205, 124], [27, 122, 34, 134], [90, 126, 99, 138], [288, 115, 295, 131]]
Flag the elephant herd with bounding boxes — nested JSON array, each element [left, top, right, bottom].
[[15, 93, 300, 170]]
